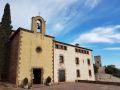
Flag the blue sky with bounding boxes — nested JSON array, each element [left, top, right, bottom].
[[0, 0, 120, 68]]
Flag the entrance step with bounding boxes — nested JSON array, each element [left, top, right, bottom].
[[32, 84, 45, 88]]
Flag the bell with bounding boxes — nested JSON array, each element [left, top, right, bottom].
[[37, 23, 41, 29], [37, 25, 41, 29]]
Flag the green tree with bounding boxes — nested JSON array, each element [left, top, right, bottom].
[[105, 65, 120, 78], [0, 3, 12, 81], [93, 64, 98, 74]]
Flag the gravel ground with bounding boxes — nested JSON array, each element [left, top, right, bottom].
[[30, 83, 120, 90], [0, 82, 120, 90]]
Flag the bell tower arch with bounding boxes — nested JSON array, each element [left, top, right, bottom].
[[31, 16, 46, 35]]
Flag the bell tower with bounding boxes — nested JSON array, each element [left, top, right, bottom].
[[94, 56, 102, 68], [31, 16, 46, 35]]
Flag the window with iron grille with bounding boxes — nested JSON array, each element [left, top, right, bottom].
[[55, 44, 59, 49], [76, 69, 80, 77], [89, 70, 92, 76], [59, 55, 64, 64], [87, 59, 90, 65], [75, 57, 79, 65]]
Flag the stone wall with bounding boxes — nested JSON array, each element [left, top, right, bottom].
[[54, 42, 95, 83], [96, 73, 120, 82], [8, 31, 20, 84], [17, 29, 54, 85]]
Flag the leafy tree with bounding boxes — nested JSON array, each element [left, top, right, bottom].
[[0, 3, 12, 81], [105, 65, 120, 78], [93, 64, 98, 73]]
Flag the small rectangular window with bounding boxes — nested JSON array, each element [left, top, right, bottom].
[[79, 49, 82, 53], [64, 46, 67, 50], [81, 50, 84, 53], [75, 57, 79, 65], [76, 48, 79, 52], [76, 69, 80, 77], [59, 45, 62, 49], [87, 51, 89, 54], [55, 44, 59, 49], [89, 70, 92, 76], [75, 48, 77, 52], [61, 45, 64, 50], [60, 55, 64, 64], [79, 49, 81, 53], [87, 59, 90, 65]]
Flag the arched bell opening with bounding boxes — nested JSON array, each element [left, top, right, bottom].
[[36, 19, 42, 33], [31, 16, 46, 35]]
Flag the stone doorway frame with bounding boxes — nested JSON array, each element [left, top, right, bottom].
[[58, 69, 66, 82], [31, 67, 44, 85]]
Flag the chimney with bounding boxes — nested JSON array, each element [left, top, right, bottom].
[[75, 43, 80, 47]]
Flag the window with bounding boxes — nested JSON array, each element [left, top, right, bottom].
[[75, 48, 89, 55], [59, 45, 62, 49], [55, 44, 59, 49], [87, 51, 89, 54], [80, 49, 82, 53], [60, 45, 62, 49], [75, 48, 77, 52], [55, 44, 67, 51], [75, 48, 80, 53], [36, 47, 42, 53], [81, 50, 84, 53], [89, 70, 92, 76], [76, 69, 80, 77], [64, 46, 67, 50], [59, 55, 64, 64], [75, 57, 79, 65], [97, 60, 99, 63], [87, 59, 90, 65]]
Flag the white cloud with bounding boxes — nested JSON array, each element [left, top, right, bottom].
[[104, 47, 120, 51], [51, 22, 64, 35], [0, 0, 78, 29], [85, 0, 102, 9], [73, 25, 120, 44], [0, 0, 102, 36]]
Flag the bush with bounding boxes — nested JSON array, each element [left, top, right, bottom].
[[105, 65, 120, 78], [23, 77, 28, 85], [46, 76, 51, 83], [45, 76, 51, 86], [93, 64, 98, 73]]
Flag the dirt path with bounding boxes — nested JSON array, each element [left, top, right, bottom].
[[0, 82, 120, 90]]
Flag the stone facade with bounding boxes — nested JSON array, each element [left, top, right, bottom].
[[18, 29, 54, 85], [9, 16, 95, 87], [9, 30, 20, 84], [94, 56, 102, 68], [9, 16, 54, 86], [54, 41, 95, 83]]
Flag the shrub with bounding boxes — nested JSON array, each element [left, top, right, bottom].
[[23, 77, 28, 85], [93, 64, 98, 73], [45, 76, 51, 86], [105, 65, 120, 78], [46, 76, 51, 83]]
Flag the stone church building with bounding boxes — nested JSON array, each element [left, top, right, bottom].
[[9, 16, 95, 86]]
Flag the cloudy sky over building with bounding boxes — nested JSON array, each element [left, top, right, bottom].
[[0, 0, 120, 68]]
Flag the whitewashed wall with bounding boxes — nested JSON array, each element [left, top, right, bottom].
[[54, 43, 95, 83]]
